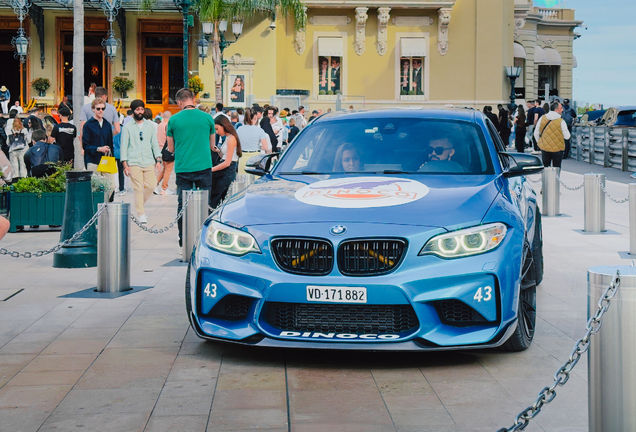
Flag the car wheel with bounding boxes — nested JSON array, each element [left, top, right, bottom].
[[532, 209, 543, 286], [503, 241, 536, 352]]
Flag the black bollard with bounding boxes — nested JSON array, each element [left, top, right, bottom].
[[53, 171, 98, 268]]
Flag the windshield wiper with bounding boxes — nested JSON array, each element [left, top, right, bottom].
[[279, 171, 325, 175], [381, 170, 412, 174]]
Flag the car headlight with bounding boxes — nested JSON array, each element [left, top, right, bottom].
[[419, 223, 507, 258], [205, 221, 261, 256]]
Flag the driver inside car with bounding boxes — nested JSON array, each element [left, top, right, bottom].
[[419, 137, 456, 170]]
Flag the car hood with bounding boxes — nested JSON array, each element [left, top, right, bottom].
[[220, 174, 503, 230]]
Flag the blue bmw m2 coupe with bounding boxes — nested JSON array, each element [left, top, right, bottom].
[[186, 108, 544, 351]]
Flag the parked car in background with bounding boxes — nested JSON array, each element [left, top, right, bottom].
[[597, 106, 636, 127], [577, 109, 606, 126]]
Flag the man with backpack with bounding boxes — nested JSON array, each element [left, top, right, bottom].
[[24, 129, 63, 177], [561, 98, 577, 159]]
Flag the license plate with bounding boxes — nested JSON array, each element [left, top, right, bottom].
[[306, 286, 367, 303]]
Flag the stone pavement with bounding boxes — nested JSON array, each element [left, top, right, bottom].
[[0, 160, 632, 432]]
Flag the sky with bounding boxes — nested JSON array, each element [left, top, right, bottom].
[[556, 0, 636, 107]]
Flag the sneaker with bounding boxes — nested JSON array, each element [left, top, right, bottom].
[[118, 190, 126, 196], [163, 189, 176, 195], [153, 185, 162, 195], [138, 214, 148, 224]]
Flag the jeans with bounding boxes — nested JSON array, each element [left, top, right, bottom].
[[541, 150, 563, 168], [176, 169, 213, 246], [9, 148, 27, 178]]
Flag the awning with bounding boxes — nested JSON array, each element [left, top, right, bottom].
[[317, 37, 344, 57], [514, 43, 526, 59], [572, 55, 578, 68], [400, 38, 427, 57], [544, 48, 562, 66], [534, 45, 547, 64]]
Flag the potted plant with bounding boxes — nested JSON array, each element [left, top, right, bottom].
[[31, 78, 51, 97], [7, 164, 108, 232], [188, 75, 204, 97], [113, 76, 135, 99]]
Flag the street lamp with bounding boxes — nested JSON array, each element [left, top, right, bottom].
[[12, 28, 29, 62], [197, 37, 209, 63], [219, 19, 228, 33], [505, 66, 523, 112], [102, 30, 120, 61]]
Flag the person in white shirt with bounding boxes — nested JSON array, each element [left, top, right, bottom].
[[11, 101, 23, 114]]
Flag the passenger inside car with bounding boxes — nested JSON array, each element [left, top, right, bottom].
[[333, 142, 362, 172]]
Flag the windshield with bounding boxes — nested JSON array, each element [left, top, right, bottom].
[[616, 110, 636, 125], [276, 118, 494, 175]]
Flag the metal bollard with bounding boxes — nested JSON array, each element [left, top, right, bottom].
[[182, 189, 209, 262], [630, 184, 636, 255], [97, 202, 131, 293], [541, 167, 560, 216], [584, 173, 606, 233], [588, 266, 636, 432]]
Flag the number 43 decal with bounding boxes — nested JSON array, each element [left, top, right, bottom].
[[474, 286, 492, 302], [204, 283, 217, 298]]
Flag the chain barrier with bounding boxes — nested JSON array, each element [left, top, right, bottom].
[[525, 175, 541, 184], [0, 205, 106, 258], [599, 183, 629, 204], [497, 270, 621, 432], [557, 176, 585, 191], [130, 191, 193, 234]]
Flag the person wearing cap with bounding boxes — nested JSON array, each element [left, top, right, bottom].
[[0, 86, 10, 115], [120, 99, 161, 224]]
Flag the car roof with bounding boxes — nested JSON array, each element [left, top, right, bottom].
[[311, 108, 479, 124]]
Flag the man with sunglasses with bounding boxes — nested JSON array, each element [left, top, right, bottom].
[[82, 98, 114, 178], [120, 99, 161, 224]]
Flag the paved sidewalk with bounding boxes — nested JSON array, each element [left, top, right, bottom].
[[0, 161, 631, 432]]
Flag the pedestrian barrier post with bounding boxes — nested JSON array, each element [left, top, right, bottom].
[[182, 189, 208, 262], [584, 173, 606, 233], [541, 167, 560, 216], [53, 171, 98, 268], [587, 266, 636, 432], [630, 184, 636, 255], [97, 202, 131, 293]]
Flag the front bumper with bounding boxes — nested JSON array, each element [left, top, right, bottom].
[[188, 222, 523, 351]]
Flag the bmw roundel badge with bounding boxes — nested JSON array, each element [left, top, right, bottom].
[[330, 225, 346, 235]]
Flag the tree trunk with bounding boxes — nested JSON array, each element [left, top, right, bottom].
[[72, 0, 85, 170], [212, 24, 223, 104]]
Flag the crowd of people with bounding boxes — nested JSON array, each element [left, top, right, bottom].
[[0, 82, 317, 242], [484, 98, 577, 168]]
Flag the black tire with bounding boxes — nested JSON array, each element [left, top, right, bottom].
[[502, 241, 537, 352], [532, 209, 544, 286]]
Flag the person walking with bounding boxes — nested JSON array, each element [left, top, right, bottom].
[[209, 115, 241, 209], [534, 101, 571, 168], [498, 105, 511, 145], [24, 129, 64, 177], [120, 100, 161, 224], [0, 86, 10, 114], [155, 111, 175, 195], [79, 87, 120, 142], [166, 88, 216, 247], [513, 106, 527, 153], [261, 106, 279, 152], [50, 107, 76, 164], [561, 98, 577, 159], [82, 98, 114, 182], [7, 119, 28, 179]]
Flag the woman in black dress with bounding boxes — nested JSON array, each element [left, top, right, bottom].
[[514, 106, 527, 153]]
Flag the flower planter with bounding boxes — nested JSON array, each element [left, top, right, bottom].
[[7, 191, 106, 233]]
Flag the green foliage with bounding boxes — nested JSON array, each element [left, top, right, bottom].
[[408, 90, 416, 96], [10, 163, 96, 197], [113, 76, 135, 94], [400, 90, 408, 96], [188, 75, 204, 95], [91, 175, 113, 192], [318, 90, 326, 96], [195, 0, 306, 31], [31, 78, 51, 93], [327, 90, 334, 96]]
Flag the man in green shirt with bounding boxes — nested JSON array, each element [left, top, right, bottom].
[[167, 88, 216, 246], [121, 99, 162, 224]]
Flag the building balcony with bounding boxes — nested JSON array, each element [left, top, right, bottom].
[[534, 7, 576, 22]]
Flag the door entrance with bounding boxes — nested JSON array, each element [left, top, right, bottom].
[[144, 54, 183, 115], [0, 26, 27, 105], [60, 32, 107, 103]]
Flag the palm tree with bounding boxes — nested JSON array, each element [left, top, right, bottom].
[[196, 0, 306, 102]]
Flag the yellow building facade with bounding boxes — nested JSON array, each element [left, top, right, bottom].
[[0, 0, 581, 114]]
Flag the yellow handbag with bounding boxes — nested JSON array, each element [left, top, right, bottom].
[[97, 153, 118, 174]]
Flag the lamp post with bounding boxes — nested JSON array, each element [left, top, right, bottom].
[[175, 0, 194, 89], [197, 37, 209, 64], [10, 0, 31, 106], [505, 66, 523, 112]]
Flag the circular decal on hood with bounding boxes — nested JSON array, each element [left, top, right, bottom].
[[295, 177, 429, 208]]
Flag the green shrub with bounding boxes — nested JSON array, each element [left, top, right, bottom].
[[318, 90, 326, 95], [327, 90, 334, 95]]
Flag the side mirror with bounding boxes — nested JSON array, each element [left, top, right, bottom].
[[500, 152, 544, 178], [244, 152, 280, 176]]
